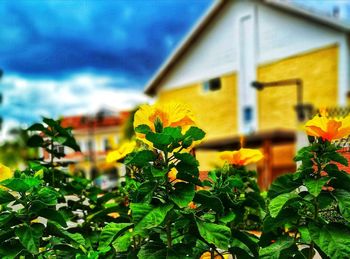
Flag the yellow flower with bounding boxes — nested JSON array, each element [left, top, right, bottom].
[[0, 164, 13, 188], [200, 251, 230, 259], [108, 212, 120, 218], [219, 148, 263, 166], [305, 115, 350, 141], [106, 141, 136, 163], [168, 167, 178, 182], [133, 102, 195, 143], [188, 201, 197, 209]]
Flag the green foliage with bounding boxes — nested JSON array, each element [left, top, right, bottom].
[[2, 114, 350, 258], [0, 118, 128, 258], [262, 139, 350, 258]]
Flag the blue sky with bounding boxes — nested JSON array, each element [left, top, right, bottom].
[[0, 0, 212, 138], [0, 0, 349, 139]]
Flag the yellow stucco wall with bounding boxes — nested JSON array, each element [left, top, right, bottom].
[[196, 150, 221, 171], [158, 74, 238, 140], [258, 45, 338, 130]]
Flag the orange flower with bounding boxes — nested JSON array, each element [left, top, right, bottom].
[[188, 201, 197, 209], [108, 212, 120, 218], [168, 167, 178, 182], [320, 171, 328, 177], [305, 115, 350, 141], [219, 148, 263, 166], [322, 186, 334, 192], [133, 102, 195, 145]]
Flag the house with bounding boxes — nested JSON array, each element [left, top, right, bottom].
[[144, 0, 350, 189], [56, 110, 129, 181]]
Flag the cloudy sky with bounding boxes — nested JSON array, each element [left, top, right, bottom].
[[0, 0, 349, 139], [0, 0, 212, 138]]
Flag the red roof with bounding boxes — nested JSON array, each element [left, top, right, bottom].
[[61, 111, 130, 130]]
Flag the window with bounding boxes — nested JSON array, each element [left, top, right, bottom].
[[53, 145, 65, 156], [203, 78, 221, 92], [103, 138, 111, 151], [243, 106, 253, 123], [87, 140, 94, 151]]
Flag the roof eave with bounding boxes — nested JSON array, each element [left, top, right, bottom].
[[144, 0, 227, 96], [264, 0, 350, 32], [144, 0, 350, 97]]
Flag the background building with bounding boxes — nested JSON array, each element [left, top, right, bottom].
[[145, 0, 350, 189], [49, 110, 129, 184]]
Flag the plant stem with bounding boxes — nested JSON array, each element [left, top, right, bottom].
[[50, 138, 55, 184], [309, 198, 319, 259], [309, 242, 314, 259], [166, 220, 172, 249], [132, 236, 137, 251], [210, 247, 215, 259]]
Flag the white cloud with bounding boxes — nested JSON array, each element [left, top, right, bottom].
[[0, 73, 151, 140]]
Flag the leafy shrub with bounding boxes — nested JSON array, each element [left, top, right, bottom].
[[1, 106, 350, 258]]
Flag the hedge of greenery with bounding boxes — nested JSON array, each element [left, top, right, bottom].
[[1, 103, 350, 258]]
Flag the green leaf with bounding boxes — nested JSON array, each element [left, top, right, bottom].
[[227, 176, 244, 189], [146, 132, 173, 148], [318, 192, 335, 209], [86, 205, 121, 222], [43, 117, 59, 128], [309, 223, 350, 258], [37, 187, 60, 205], [174, 153, 198, 166], [269, 193, 298, 218], [15, 224, 44, 254], [27, 123, 46, 132], [54, 136, 67, 144], [124, 150, 156, 167], [193, 190, 224, 214], [38, 208, 67, 227], [327, 166, 350, 192], [112, 231, 133, 252], [99, 223, 133, 250], [0, 239, 24, 258], [138, 244, 167, 259], [263, 208, 299, 232], [0, 189, 16, 204], [34, 169, 44, 179], [176, 171, 202, 186], [134, 204, 173, 235], [268, 174, 301, 199], [259, 236, 295, 259], [130, 203, 153, 223], [63, 232, 86, 246], [219, 211, 236, 224], [135, 124, 152, 134], [163, 127, 183, 141], [298, 226, 311, 243], [208, 171, 217, 183], [328, 152, 348, 166], [294, 146, 313, 162], [27, 135, 44, 147], [170, 182, 195, 208], [0, 213, 14, 227], [151, 167, 167, 178], [304, 177, 331, 197], [231, 230, 259, 258], [184, 126, 205, 141], [46, 222, 85, 246], [63, 136, 80, 151], [333, 189, 350, 222], [1, 177, 41, 192], [196, 219, 231, 249]]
